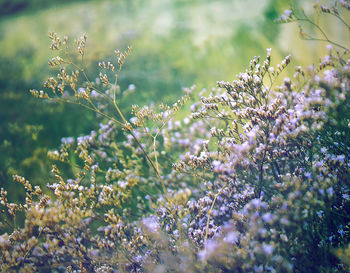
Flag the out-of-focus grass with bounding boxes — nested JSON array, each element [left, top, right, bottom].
[[0, 0, 273, 89], [2, 0, 346, 102]]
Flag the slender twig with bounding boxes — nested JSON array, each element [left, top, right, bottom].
[[296, 13, 349, 51], [302, 37, 348, 51], [205, 192, 218, 242], [2, 217, 14, 229], [330, 12, 350, 31]]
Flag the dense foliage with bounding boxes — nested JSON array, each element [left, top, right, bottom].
[[1, 1, 350, 272]]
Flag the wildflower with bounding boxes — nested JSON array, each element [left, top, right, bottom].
[[128, 84, 136, 91], [261, 244, 274, 255], [142, 216, 160, 233], [284, 9, 292, 16]]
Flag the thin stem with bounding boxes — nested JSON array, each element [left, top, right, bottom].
[[111, 64, 128, 125], [129, 130, 169, 200], [297, 14, 349, 51], [152, 109, 176, 173], [330, 12, 350, 31], [2, 216, 14, 229], [205, 193, 218, 242], [53, 98, 124, 127], [302, 37, 348, 51], [256, 146, 268, 198], [298, 17, 330, 41]]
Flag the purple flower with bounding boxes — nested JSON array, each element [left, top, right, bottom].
[[262, 212, 274, 224], [224, 231, 239, 244], [198, 239, 218, 261], [142, 216, 160, 233], [262, 244, 274, 255], [284, 9, 292, 16], [61, 136, 74, 145], [90, 90, 99, 98], [305, 172, 312, 179]]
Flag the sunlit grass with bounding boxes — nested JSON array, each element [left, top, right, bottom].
[[0, 0, 274, 87]]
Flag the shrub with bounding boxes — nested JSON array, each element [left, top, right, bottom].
[[0, 1, 349, 272]]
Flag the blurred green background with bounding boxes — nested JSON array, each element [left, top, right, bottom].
[[0, 0, 348, 203]]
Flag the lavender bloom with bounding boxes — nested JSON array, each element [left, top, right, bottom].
[[142, 216, 160, 233]]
